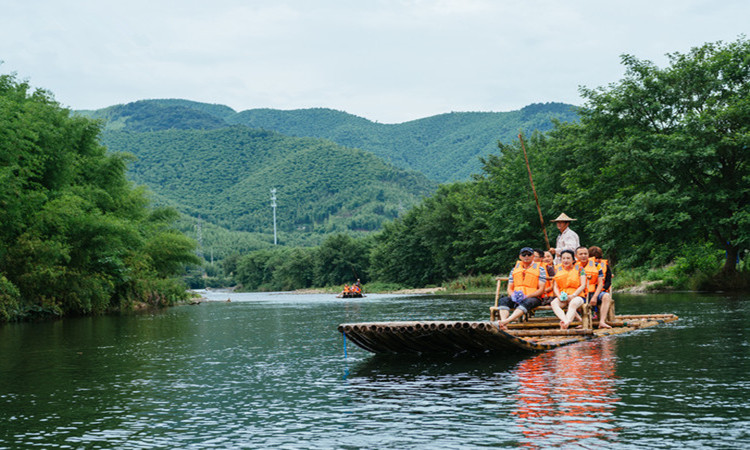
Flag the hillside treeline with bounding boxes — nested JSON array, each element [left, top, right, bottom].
[[83, 98, 577, 257], [0, 74, 199, 323], [232, 38, 750, 291], [103, 127, 436, 237]]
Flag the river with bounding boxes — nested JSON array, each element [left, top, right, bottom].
[[1, 291, 748, 448]]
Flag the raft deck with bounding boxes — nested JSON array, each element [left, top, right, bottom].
[[338, 314, 678, 354]]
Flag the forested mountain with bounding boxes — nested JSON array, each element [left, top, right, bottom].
[[228, 103, 578, 181], [82, 99, 579, 182], [100, 127, 436, 242], [78, 99, 577, 261]]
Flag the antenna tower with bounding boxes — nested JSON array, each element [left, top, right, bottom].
[[271, 188, 278, 245]]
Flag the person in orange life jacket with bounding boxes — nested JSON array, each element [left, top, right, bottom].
[[533, 249, 555, 304], [587, 246, 614, 329], [496, 247, 547, 329], [551, 249, 587, 330], [542, 251, 555, 305], [574, 246, 612, 329]]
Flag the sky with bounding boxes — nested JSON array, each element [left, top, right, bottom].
[[1, 0, 748, 123]]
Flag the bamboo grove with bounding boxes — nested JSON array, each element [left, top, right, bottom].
[[0, 74, 200, 322]]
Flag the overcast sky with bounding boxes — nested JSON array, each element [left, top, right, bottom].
[[1, 0, 748, 123]]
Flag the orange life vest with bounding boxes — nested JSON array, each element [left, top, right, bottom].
[[543, 265, 555, 298], [554, 264, 583, 295], [511, 261, 542, 296], [576, 259, 602, 293]]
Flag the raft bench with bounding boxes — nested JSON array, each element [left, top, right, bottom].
[[489, 276, 615, 329]]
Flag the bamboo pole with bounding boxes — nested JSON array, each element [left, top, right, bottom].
[[507, 329, 594, 337], [519, 133, 550, 250]]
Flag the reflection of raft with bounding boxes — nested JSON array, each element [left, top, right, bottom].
[[338, 314, 678, 354], [336, 292, 365, 298]]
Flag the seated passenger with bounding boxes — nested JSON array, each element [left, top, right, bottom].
[[542, 250, 556, 305], [496, 247, 547, 329], [588, 246, 614, 329], [575, 246, 611, 329], [551, 250, 587, 329]]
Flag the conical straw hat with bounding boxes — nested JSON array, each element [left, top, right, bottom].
[[550, 213, 576, 222]]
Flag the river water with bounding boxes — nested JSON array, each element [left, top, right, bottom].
[[1, 291, 748, 448]]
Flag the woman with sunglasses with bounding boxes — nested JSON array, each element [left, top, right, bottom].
[[496, 247, 547, 329]]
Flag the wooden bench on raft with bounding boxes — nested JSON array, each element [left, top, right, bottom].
[[488, 276, 615, 329]]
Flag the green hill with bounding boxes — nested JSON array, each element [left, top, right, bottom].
[[86, 99, 578, 183], [100, 126, 436, 240], [228, 103, 578, 181], [83, 99, 578, 258]]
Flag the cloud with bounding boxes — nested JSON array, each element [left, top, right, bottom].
[[1, 0, 748, 122]]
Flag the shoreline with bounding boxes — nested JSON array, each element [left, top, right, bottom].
[[290, 287, 448, 295]]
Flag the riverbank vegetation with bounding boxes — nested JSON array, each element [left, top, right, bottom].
[[0, 73, 200, 323], [227, 37, 749, 293]]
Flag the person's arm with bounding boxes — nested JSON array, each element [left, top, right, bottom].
[[527, 268, 546, 299], [506, 269, 514, 296], [592, 277, 604, 304], [572, 272, 587, 297], [603, 267, 612, 291]]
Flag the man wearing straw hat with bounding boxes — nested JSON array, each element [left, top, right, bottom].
[[549, 213, 580, 264]]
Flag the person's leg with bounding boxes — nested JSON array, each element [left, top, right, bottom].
[[551, 298, 568, 327], [497, 296, 513, 321], [598, 293, 613, 328], [499, 297, 540, 328], [498, 308, 525, 328], [564, 296, 585, 328]]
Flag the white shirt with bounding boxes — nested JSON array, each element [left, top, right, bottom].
[[554, 226, 580, 264]]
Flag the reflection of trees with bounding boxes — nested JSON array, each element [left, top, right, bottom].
[[512, 339, 621, 447]]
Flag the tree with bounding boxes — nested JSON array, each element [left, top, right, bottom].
[[567, 37, 750, 272], [0, 73, 198, 321]]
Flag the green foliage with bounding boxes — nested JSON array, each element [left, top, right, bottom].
[[228, 104, 578, 182], [235, 247, 316, 291], [365, 37, 750, 290], [0, 73, 198, 322], [233, 233, 372, 291], [444, 274, 497, 293], [568, 37, 750, 271], [369, 182, 487, 287], [313, 233, 371, 287], [0, 274, 21, 322], [100, 126, 436, 240]]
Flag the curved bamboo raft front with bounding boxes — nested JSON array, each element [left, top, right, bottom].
[[338, 314, 678, 354]]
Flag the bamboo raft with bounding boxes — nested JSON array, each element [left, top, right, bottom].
[[338, 314, 678, 354], [336, 292, 365, 298]]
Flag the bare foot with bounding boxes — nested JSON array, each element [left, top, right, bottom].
[[598, 321, 612, 329], [560, 320, 569, 330], [497, 321, 508, 330]]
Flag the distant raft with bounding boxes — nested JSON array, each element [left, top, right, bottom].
[[338, 314, 678, 354], [336, 292, 365, 298]]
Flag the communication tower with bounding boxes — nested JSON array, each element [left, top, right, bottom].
[[271, 188, 277, 245]]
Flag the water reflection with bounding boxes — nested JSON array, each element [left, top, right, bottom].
[[512, 338, 620, 447]]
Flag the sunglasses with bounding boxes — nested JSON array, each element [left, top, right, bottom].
[[520, 252, 533, 257]]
